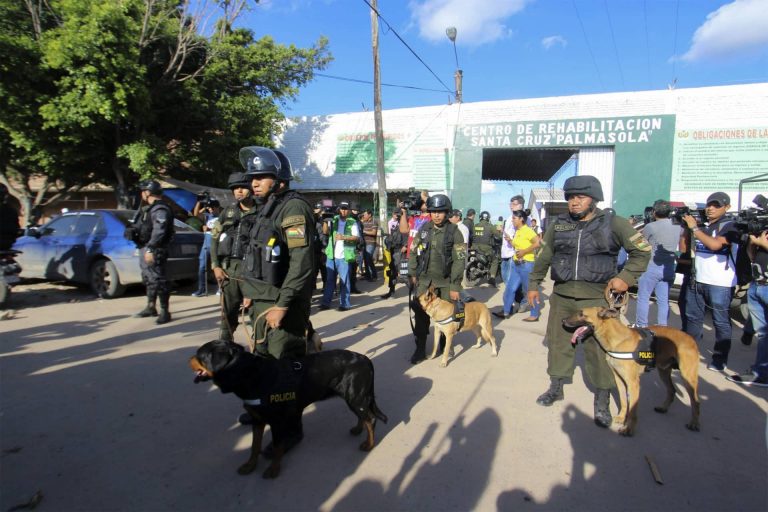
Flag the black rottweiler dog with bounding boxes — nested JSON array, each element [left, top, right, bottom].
[[190, 340, 387, 479]]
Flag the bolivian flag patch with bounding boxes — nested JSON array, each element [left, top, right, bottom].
[[629, 232, 651, 252]]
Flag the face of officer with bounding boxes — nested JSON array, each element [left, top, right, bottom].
[[232, 185, 252, 203], [250, 175, 281, 200], [430, 211, 448, 226], [566, 194, 595, 220]]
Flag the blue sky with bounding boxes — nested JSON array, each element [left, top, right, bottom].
[[243, 0, 768, 118]]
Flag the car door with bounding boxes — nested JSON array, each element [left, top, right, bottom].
[[22, 214, 80, 279], [54, 213, 100, 282]]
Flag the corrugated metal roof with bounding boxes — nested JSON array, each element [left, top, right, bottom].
[[529, 188, 567, 203]]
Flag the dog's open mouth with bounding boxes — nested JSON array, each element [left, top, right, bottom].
[[193, 369, 211, 383], [570, 325, 593, 346]]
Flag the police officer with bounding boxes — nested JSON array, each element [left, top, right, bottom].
[[0, 184, 20, 251], [472, 211, 501, 286], [381, 211, 406, 299], [131, 180, 175, 324], [527, 175, 651, 428], [209, 171, 258, 341], [407, 194, 467, 364], [237, 146, 316, 360]]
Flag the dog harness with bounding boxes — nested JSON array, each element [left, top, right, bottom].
[[434, 298, 474, 330], [605, 328, 656, 366]]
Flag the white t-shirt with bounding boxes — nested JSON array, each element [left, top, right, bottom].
[[333, 218, 360, 259], [500, 215, 516, 259], [694, 219, 738, 288]]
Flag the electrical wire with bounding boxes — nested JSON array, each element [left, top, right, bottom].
[[572, 0, 605, 92], [314, 73, 450, 94], [671, 0, 680, 87], [361, 0, 454, 95], [603, 0, 625, 89]]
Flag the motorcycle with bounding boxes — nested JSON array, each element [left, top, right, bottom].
[[465, 248, 491, 287], [0, 250, 22, 309]]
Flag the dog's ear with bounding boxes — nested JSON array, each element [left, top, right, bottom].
[[598, 307, 619, 319]]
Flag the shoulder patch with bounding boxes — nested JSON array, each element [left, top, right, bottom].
[[629, 232, 652, 252], [281, 214, 305, 228]]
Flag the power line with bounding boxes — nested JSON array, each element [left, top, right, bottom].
[[361, 0, 454, 95], [603, 0, 625, 89], [314, 72, 449, 93], [671, 0, 680, 88], [572, 0, 605, 91]]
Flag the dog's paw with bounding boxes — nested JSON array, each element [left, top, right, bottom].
[[618, 427, 634, 437], [653, 406, 668, 414], [439, 360, 448, 368], [237, 459, 259, 475], [262, 464, 281, 479], [473, 342, 483, 349], [685, 422, 700, 432], [613, 415, 625, 425], [491, 349, 498, 357], [359, 440, 374, 452]]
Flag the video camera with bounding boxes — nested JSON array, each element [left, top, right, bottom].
[[196, 190, 219, 210], [318, 199, 337, 219], [733, 194, 768, 242], [670, 205, 705, 226], [399, 188, 423, 212]]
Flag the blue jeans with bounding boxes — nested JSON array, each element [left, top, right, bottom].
[[501, 258, 512, 285], [502, 260, 540, 317], [322, 258, 351, 308], [635, 262, 675, 327], [747, 283, 768, 379], [196, 234, 212, 293], [684, 281, 733, 365], [363, 243, 377, 279]]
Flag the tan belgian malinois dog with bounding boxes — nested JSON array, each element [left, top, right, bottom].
[[418, 284, 498, 367], [562, 307, 700, 436]]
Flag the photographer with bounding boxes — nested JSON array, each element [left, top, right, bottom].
[[191, 196, 221, 297], [399, 190, 431, 258], [634, 200, 682, 328], [680, 192, 740, 372], [727, 230, 768, 387], [313, 202, 331, 290]]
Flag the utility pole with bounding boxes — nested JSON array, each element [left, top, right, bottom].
[[370, 0, 388, 235]]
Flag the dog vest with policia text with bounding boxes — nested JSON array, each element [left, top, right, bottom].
[[242, 359, 306, 411], [550, 209, 620, 284], [414, 221, 458, 278], [242, 190, 312, 287], [434, 297, 475, 330], [604, 327, 657, 366]]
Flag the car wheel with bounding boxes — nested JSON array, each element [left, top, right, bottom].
[[90, 259, 126, 299]]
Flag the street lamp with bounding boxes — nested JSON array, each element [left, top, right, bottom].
[[446, 26, 463, 103]]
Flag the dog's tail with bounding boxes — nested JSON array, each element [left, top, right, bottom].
[[370, 397, 388, 424]]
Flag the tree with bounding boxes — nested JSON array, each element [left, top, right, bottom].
[[0, 0, 331, 221]]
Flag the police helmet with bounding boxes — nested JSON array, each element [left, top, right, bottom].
[[426, 194, 452, 212], [138, 179, 162, 195], [271, 150, 294, 181], [227, 172, 250, 189], [480, 211, 490, 221], [563, 175, 604, 201], [239, 146, 282, 178]]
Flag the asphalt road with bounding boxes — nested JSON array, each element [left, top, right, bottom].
[[1, 277, 766, 512]]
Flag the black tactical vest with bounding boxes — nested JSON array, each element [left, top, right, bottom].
[[242, 190, 310, 288], [135, 201, 173, 247], [550, 210, 618, 284], [415, 221, 457, 279], [216, 205, 249, 259], [473, 221, 494, 246]]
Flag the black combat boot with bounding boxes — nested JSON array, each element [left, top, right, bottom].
[[410, 338, 427, 364], [536, 378, 564, 406], [594, 389, 613, 428], [134, 295, 158, 317], [156, 293, 171, 325]]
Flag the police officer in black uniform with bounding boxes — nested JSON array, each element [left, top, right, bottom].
[[0, 184, 20, 251], [209, 172, 258, 341], [130, 180, 175, 324], [381, 211, 406, 299], [237, 146, 316, 360], [472, 211, 501, 286], [407, 194, 467, 364]]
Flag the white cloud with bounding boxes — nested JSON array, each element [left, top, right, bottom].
[[409, 0, 532, 46], [680, 0, 768, 62], [541, 35, 567, 50]]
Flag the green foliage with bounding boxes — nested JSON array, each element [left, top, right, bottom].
[[1, 0, 332, 214]]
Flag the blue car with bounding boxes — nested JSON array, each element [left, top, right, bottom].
[[13, 209, 203, 298]]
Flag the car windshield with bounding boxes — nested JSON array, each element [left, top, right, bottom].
[[111, 209, 200, 232]]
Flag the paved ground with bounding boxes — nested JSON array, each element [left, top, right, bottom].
[[1, 276, 766, 512]]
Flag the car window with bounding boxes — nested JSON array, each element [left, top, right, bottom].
[[44, 215, 79, 236], [74, 214, 100, 236]]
